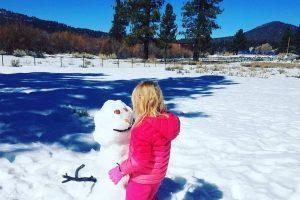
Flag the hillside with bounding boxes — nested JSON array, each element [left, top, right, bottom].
[[214, 21, 298, 44], [0, 9, 108, 38]]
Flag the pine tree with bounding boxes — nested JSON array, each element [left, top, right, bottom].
[[295, 25, 300, 54], [159, 3, 177, 60], [126, 0, 164, 60], [182, 0, 222, 61], [280, 28, 293, 53], [232, 29, 248, 54], [109, 0, 128, 41]]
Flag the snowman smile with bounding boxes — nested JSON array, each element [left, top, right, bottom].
[[113, 118, 134, 132], [113, 126, 132, 132]]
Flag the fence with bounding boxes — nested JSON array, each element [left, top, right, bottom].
[[0, 54, 280, 68], [0, 54, 203, 68]]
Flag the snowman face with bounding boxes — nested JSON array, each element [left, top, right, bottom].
[[93, 100, 134, 146], [112, 107, 133, 132]]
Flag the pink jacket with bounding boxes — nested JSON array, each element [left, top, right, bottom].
[[120, 112, 180, 184]]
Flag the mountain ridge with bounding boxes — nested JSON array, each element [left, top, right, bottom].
[[0, 9, 298, 44], [213, 21, 298, 44], [0, 8, 108, 38]]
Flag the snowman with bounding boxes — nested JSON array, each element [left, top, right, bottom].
[[92, 100, 133, 199]]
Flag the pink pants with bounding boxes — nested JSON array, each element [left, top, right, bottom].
[[125, 180, 160, 200]]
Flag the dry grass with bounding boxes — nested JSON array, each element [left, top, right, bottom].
[[196, 64, 226, 71], [293, 74, 300, 78], [99, 53, 117, 59], [165, 65, 184, 71], [278, 69, 286, 74], [241, 62, 300, 69], [165, 65, 192, 75]]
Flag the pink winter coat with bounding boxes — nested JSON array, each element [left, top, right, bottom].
[[120, 112, 180, 184]]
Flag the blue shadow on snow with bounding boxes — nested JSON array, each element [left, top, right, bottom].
[[0, 72, 236, 156], [157, 176, 223, 200]]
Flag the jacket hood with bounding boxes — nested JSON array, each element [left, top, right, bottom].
[[146, 112, 180, 141]]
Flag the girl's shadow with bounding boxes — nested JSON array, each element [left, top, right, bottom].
[[157, 177, 223, 200]]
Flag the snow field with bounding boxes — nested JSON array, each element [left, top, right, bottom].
[[0, 58, 300, 199]]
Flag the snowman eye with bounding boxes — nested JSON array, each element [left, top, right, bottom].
[[114, 109, 121, 114], [123, 107, 128, 112]]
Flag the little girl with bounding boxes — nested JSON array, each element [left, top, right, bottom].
[[108, 81, 180, 200]]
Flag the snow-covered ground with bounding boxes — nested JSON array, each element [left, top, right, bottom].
[[0, 57, 300, 200]]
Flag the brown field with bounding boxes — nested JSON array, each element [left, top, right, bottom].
[[241, 62, 300, 69]]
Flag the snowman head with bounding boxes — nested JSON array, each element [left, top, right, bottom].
[[93, 100, 133, 146]]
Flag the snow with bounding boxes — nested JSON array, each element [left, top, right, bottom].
[[0, 56, 300, 200]]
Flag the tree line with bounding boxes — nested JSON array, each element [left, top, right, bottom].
[[0, 23, 104, 54], [0, 22, 192, 59], [0, 0, 223, 60], [109, 0, 300, 58], [224, 27, 300, 55], [1, 0, 299, 59], [109, 0, 223, 61]]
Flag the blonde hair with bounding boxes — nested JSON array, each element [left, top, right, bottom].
[[131, 81, 167, 124]]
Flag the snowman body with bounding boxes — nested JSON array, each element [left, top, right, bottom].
[[92, 100, 133, 199]]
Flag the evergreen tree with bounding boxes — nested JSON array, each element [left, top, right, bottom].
[[126, 0, 164, 60], [182, 0, 222, 61], [295, 25, 300, 54], [159, 3, 177, 60], [280, 28, 293, 53], [109, 0, 128, 41], [232, 29, 248, 54]]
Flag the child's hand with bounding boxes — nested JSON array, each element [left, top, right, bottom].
[[108, 165, 124, 185]]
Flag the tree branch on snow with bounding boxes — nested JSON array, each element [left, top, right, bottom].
[[62, 164, 97, 183]]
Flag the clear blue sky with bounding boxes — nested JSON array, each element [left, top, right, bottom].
[[0, 0, 299, 38]]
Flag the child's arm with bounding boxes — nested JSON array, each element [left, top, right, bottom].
[[119, 137, 152, 175], [108, 136, 152, 184], [120, 121, 154, 175]]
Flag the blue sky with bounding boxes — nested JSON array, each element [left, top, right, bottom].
[[0, 0, 299, 38]]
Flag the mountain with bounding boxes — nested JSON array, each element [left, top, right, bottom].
[[214, 21, 298, 44], [0, 9, 108, 38]]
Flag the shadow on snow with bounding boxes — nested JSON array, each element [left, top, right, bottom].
[[158, 176, 223, 200], [0, 72, 236, 155]]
